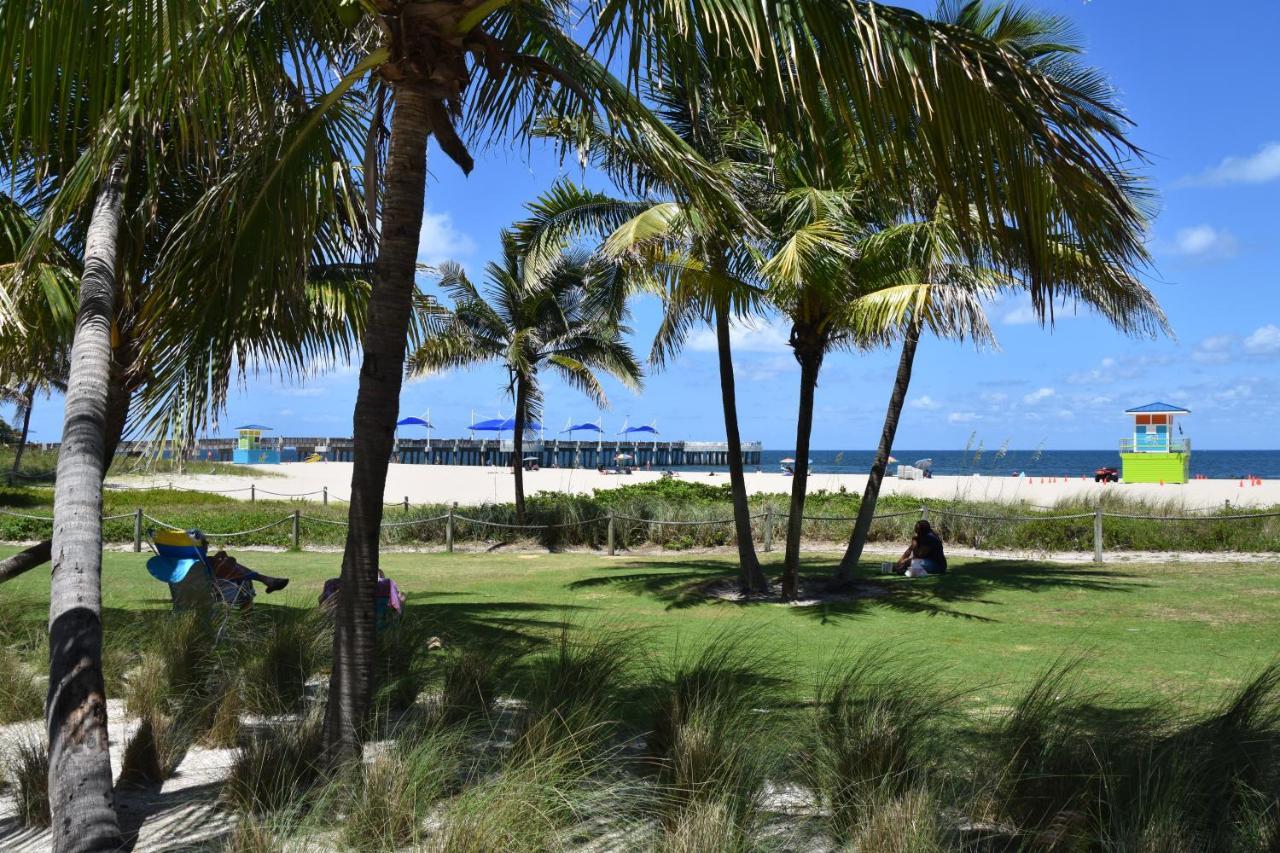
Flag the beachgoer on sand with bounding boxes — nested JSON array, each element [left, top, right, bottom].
[[895, 520, 948, 576]]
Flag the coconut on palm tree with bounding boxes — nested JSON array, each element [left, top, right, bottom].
[[410, 229, 642, 523]]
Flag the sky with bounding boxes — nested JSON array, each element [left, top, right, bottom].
[[11, 0, 1280, 451]]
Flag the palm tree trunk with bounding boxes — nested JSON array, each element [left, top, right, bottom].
[[836, 328, 920, 583], [512, 375, 528, 525], [781, 343, 822, 600], [47, 151, 127, 853], [714, 302, 767, 593], [324, 87, 431, 758], [11, 385, 33, 475]]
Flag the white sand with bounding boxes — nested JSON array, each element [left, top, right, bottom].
[[110, 462, 1280, 509]]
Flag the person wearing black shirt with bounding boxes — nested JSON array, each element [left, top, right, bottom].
[[895, 520, 948, 575]]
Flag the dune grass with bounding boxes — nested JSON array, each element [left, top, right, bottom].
[[2, 546, 1278, 849]]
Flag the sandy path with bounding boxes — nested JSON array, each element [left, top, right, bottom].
[[109, 462, 1280, 509]]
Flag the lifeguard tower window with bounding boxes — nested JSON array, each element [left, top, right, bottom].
[[1134, 414, 1170, 452]]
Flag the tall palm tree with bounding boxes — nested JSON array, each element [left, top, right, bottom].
[[518, 91, 775, 594], [1, 6, 369, 841], [409, 230, 641, 523], [835, 0, 1170, 581]]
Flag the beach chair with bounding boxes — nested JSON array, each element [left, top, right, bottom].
[[144, 529, 242, 640]]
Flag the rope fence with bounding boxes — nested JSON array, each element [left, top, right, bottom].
[[4, 501, 1280, 560]]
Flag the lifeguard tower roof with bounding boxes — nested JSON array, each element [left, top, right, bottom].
[[1124, 402, 1190, 415]]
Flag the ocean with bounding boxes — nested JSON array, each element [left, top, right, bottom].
[[693, 449, 1280, 480]]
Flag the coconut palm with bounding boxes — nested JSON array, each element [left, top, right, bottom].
[[410, 230, 642, 523], [834, 1, 1170, 581], [318, 0, 1162, 752], [1, 6, 370, 841], [517, 89, 775, 594]]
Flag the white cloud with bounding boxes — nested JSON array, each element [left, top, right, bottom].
[[909, 395, 941, 410], [418, 210, 477, 266], [688, 318, 790, 354], [1183, 142, 1280, 187], [1066, 356, 1118, 385], [1170, 225, 1238, 258], [979, 391, 1008, 405], [279, 386, 327, 398], [1002, 302, 1040, 326], [1214, 384, 1252, 403], [1191, 334, 1237, 365], [1023, 387, 1056, 405], [1243, 324, 1280, 357], [947, 411, 979, 424]]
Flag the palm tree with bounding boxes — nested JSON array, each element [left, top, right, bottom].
[[518, 92, 775, 594], [409, 230, 642, 522], [1, 6, 371, 839], [834, 1, 1170, 581], [317, 0, 1162, 753]]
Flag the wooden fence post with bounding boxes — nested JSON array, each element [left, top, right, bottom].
[[323, 486, 328, 506], [763, 505, 774, 552], [133, 508, 143, 552], [292, 509, 301, 551], [920, 505, 929, 523], [1093, 507, 1104, 563], [446, 504, 455, 553], [607, 511, 616, 556], [404, 496, 410, 512], [250, 483, 255, 503]]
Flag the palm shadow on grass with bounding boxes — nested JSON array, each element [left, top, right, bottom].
[[568, 558, 1146, 625], [401, 592, 597, 652]]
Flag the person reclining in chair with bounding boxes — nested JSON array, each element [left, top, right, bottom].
[[188, 529, 290, 606]]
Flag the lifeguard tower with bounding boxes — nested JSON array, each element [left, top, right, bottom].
[[232, 424, 280, 465], [1119, 403, 1190, 483]]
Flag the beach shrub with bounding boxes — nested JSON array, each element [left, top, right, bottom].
[[118, 714, 191, 788]]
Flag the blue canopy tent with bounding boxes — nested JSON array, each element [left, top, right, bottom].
[[395, 414, 435, 461]]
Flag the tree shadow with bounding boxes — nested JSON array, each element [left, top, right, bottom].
[[401, 592, 597, 653], [568, 556, 1147, 625]]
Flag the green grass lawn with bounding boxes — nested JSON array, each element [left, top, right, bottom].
[[4, 547, 1276, 713]]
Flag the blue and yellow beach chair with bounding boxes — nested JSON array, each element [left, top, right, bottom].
[[145, 529, 237, 638]]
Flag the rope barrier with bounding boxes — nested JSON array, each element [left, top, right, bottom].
[[255, 489, 324, 498], [300, 515, 349, 526], [613, 514, 732, 527], [380, 514, 451, 528], [142, 513, 294, 538], [1102, 510, 1280, 522], [0, 508, 53, 521], [451, 516, 552, 530]]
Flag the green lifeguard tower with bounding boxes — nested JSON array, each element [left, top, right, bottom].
[[232, 424, 280, 465], [1120, 402, 1190, 483]]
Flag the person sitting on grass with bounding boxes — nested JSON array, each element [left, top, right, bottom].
[[188, 529, 290, 606], [895, 520, 948, 576]]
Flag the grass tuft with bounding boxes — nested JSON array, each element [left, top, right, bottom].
[[222, 714, 325, 815], [5, 738, 50, 828], [808, 648, 953, 841], [0, 646, 43, 723]]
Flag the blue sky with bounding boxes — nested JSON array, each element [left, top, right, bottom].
[[11, 0, 1280, 451]]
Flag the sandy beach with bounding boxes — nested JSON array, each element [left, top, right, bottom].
[[111, 462, 1280, 508]]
